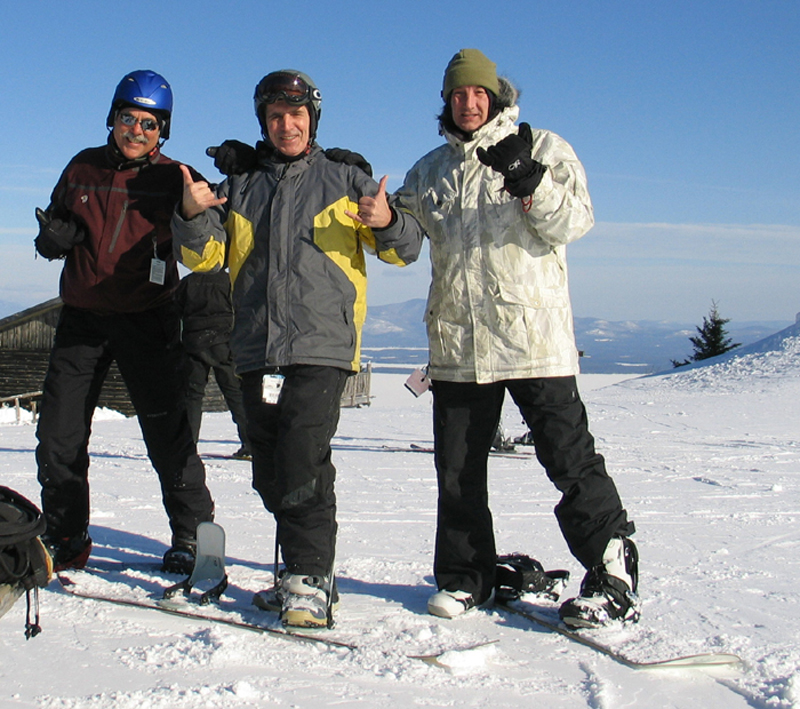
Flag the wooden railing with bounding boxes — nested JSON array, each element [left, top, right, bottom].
[[0, 391, 43, 424], [341, 363, 372, 407]]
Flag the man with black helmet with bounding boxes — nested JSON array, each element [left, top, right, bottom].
[[393, 49, 640, 629], [173, 69, 424, 629], [34, 70, 215, 575]]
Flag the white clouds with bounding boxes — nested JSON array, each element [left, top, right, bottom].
[[2, 222, 798, 324], [367, 221, 800, 322], [569, 222, 800, 321], [0, 228, 37, 235], [0, 241, 62, 310]]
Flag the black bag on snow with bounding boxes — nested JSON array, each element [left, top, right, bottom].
[[0, 486, 52, 638]]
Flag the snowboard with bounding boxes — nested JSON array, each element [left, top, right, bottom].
[[497, 599, 742, 669], [54, 524, 497, 665]]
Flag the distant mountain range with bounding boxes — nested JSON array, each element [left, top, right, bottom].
[[1, 297, 790, 375], [362, 298, 793, 374]]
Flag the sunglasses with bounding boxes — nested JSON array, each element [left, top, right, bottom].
[[117, 112, 161, 133]]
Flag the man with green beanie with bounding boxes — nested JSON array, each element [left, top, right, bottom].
[[391, 49, 640, 628]]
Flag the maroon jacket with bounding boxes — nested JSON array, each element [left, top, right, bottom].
[[47, 139, 199, 313]]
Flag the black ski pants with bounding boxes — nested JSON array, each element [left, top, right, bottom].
[[431, 376, 634, 602], [241, 365, 349, 577], [185, 342, 250, 450], [36, 305, 215, 544]]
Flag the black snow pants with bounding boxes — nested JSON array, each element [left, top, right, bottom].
[[431, 376, 634, 602], [185, 342, 250, 449], [241, 365, 349, 577], [36, 304, 215, 543]]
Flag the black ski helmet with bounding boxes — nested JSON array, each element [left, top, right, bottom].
[[106, 70, 174, 139], [253, 70, 322, 142]]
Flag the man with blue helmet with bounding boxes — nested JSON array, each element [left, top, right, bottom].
[[34, 70, 215, 575]]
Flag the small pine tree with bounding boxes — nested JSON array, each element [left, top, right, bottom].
[[672, 301, 741, 367]]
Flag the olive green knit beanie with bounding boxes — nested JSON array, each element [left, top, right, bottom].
[[441, 48, 500, 100]]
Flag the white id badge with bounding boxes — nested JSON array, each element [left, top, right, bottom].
[[149, 257, 166, 285], [404, 367, 431, 397], [262, 373, 285, 404]]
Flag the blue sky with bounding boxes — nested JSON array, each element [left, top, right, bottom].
[[1, 1, 798, 324]]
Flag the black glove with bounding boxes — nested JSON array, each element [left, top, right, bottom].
[[476, 123, 546, 198], [324, 148, 373, 177], [34, 208, 85, 260], [206, 140, 258, 176]]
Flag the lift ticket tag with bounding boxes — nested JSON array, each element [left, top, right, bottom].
[[262, 373, 285, 404]]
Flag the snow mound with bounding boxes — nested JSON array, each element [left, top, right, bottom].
[[631, 321, 800, 392]]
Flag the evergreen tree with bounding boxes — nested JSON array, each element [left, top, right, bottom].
[[672, 301, 741, 367]]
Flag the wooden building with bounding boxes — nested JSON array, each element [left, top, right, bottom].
[[0, 299, 370, 416]]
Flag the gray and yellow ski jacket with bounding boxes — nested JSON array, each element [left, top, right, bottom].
[[172, 145, 424, 375]]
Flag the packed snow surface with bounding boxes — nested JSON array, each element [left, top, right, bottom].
[[3, 323, 800, 707]]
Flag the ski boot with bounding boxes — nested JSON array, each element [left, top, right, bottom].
[[278, 574, 337, 629], [162, 537, 196, 575], [42, 531, 92, 572], [559, 536, 640, 628], [427, 588, 495, 619]]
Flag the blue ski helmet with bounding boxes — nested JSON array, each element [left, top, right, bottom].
[[253, 70, 322, 142], [106, 70, 174, 139]]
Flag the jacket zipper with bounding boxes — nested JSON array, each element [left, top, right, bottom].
[[278, 164, 293, 362], [108, 200, 128, 253]]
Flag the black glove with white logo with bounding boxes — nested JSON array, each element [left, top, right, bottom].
[[34, 208, 85, 260], [206, 140, 258, 176], [476, 122, 546, 198]]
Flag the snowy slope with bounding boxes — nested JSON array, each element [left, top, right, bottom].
[[1, 328, 800, 707]]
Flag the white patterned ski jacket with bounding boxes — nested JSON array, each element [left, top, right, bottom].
[[396, 85, 594, 384]]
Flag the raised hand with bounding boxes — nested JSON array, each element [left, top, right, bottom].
[[344, 175, 393, 228], [34, 207, 86, 260], [180, 164, 227, 219], [476, 123, 546, 198]]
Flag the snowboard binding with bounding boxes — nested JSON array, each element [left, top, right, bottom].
[[163, 522, 228, 605], [495, 553, 570, 603]]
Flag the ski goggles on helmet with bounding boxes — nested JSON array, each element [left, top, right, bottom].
[[117, 111, 161, 133], [256, 72, 319, 106]]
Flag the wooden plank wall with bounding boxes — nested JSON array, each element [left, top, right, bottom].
[[1, 301, 371, 415]]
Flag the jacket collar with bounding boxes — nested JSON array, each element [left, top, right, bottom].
[[256, 141, 322, 177], [442, 105, 520, 153], [256, 140, 321, 165]]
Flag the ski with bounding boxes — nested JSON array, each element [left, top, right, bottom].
[[55, 566, 495, 664], [376, 443, 535, 461], [497, 600, 742, 670], [56, 570, 357, 650], [201, 453, 252, 462], [330, 441, 534, 460]]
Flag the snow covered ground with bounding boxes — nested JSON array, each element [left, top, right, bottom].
[[2, 324, 800, 708]]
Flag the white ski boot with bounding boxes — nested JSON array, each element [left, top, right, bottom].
[[559, 537, 640, 628]]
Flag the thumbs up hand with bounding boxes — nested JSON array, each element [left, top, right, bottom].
[[180, 164, 227, 219], [345, 175, 393, 228]]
